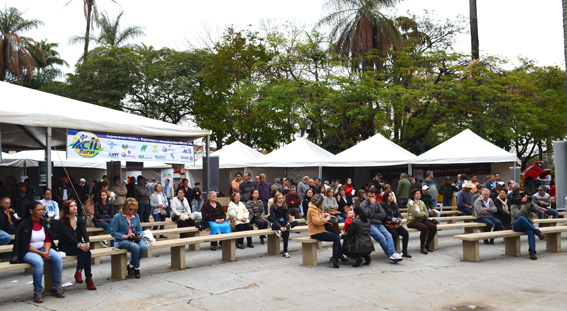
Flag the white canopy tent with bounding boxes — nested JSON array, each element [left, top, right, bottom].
[[246, 138, 334, 185], [412, 129, 521, 183], [185, 141, 264, 195], [0, 82, 209, 189]]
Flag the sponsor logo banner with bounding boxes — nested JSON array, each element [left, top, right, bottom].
[[67, 129, 194, 164]]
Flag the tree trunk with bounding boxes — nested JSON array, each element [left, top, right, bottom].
[[469, 0, 479, 59], [83, 4, 92, 60]]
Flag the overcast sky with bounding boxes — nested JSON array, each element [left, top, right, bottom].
[[2, 0, 565, 74]]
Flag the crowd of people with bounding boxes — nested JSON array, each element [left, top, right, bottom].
[[0, 169, 561, 302]]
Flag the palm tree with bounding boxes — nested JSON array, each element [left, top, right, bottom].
[[0, 7, 43, 85], [67, 0, 116, 60], [25, 39, 68, 89], [95, 11, 144, 47], [317, 0, 402, 71], [469, 0, 479, 59]]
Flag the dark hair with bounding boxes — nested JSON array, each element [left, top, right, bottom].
[[235, 172, 242, 177], [230, 191, 239, 203], [410, 188, 421, 199], [305, 188, 314, 198], [25, 201, 42, 219], [96, 190, 109, 205], [368, 188, 379, 195], [353, 205, 368, 222], [380, 190, 397, 211], [250, 189, 259, 201], [42, 187, 52, 195], [194, 182, 200, 186], [356, 189, 366, 201]]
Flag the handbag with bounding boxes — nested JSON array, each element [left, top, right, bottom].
[[327, 209, 341, 216], [325, 217, 341, 235], [384, 221, 403, 229], [83, 197, 95, 216], [160, 207, 168, 216]]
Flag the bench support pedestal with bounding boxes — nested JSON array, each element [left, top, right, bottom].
[[461, 240, 480, 262], [171, 246, 186, 269], [301, 242, 319, 267], [111, 253, 127, 280], [504, 236, 520, 257], [546, 232, 562, 253], [267, 235, 280, 255], [222, 239, 236, 262]]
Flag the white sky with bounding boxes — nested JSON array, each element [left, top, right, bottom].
[[2, 0, 565, 74]]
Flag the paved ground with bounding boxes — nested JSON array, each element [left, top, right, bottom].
[[1, 229, 566, 311]]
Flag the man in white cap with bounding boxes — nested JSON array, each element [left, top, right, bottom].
[[456, 181, 474, 215]]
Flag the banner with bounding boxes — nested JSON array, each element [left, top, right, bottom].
[[66, 129, 194, 164]]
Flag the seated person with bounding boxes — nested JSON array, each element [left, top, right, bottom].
[[1, 196, 20, 235], [473, 189, 503, 244], [510, 188, 545, 260], [227, 192, 254, 249], [533, 186, 560, 219], [323, 188, 342, 222], [200, 191, 231, 251], [456, 182, 474, 215], [246, 190, 269, 244], [170, 188, 196, 238]]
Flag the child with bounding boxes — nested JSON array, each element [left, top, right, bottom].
[[343, 209, 355, 233]]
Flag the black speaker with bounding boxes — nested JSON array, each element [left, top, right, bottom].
[[203, 155, 219, 194]]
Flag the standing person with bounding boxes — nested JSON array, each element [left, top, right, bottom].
[[456, 182, 474, 215], [57, 200, 96, 290], [297, 176, 310, 200], [38, 188, 60, 221], [533, 185, 559, 219], [150, 183, 167, 232], [231, 172, 244, 195], [11, 201, 64, 303], [474, 189, 503, 244], [344, 178, 355, 199], [302, 188, 314, 219], [257, 174, 271, 214], [200, 191, 231, 251], [239, 172, 257, 206], [284, 185, 301, 218], [271, 178, 283, 192], [79, 178, 90, 200], [509, 187, 545, 260], [269, 193, 298, 258], [307, 194, 347, 267], [227, 192, 254, 249], [126, 176, 136, 199], [439, 176, 459, 207], [246, 190, 269, 244], [109, 198, 148, 278], [192, 182, 202, 212], [395, 173, 411, 210], [148, 178, 157, 194], [407, 188, 437, 254], [423, 171, 438, 208], [133, 176, 151, 222], [165, 179, 174, 219], [177, 179, 194, 209], [110, 176, 127, 216], [381, 191, 411, 258], [341, 205, 375, 267], [360, 188, 403, 262], [422, 186, 440, 217], [470, 174, 479, 193], [281, 178, 290, 195], [53, 174, 79, 215], [12, 182, 34, 219], [170, 189, 196, 238], [369, 173, 384, 193]]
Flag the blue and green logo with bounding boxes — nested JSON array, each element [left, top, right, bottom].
[[68, 131, 103, 158]]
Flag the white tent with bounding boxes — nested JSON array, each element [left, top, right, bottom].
[[322, 133, 417, 167], [248, 138, 333, 168], [187, 141, 264, 170], [413, 129, 520, 164]]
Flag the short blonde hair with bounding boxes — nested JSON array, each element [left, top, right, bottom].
[[121, 197, 138, 213]]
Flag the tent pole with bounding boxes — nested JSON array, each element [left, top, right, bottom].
[[205, 135, 210, 194], [46, 127, 52, 189], [318, 165, 322, 179], [408, 163, 412, 175]]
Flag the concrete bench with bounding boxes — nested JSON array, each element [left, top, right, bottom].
[[453, 226, 567, 262], [533, 218, 567, 227], [291, 236, 320, 266], [396, 222, 487, 252]]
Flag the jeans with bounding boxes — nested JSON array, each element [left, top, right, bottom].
[[369, 224, 396, 256], [23, 248, 62, 292], [153, 213, 164, 230], [457, 207, 473, 216], [432, 198, 438, 208], [311, 231, 342, 259], [193, 200, 201, 212], [0, 230, 12, 245], [512, 216, 541, 253], [116, 239, 148, 268], [443, 197, 453, 207], [537, 208, 559, 219], [138, 203, 151, 222], [94, 220, 112, 232], [430, 209, 441, 217], [477, 216, 503, 232]]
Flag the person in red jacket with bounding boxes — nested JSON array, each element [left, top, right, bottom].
[[284, 186, 301, 218], [344, 178, 355, 199]]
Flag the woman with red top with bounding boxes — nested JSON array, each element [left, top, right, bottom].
[[10, 201, 64, 303], [344, 178, 355, 199]]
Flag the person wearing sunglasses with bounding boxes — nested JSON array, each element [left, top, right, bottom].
[[109, 198, 147, 278]]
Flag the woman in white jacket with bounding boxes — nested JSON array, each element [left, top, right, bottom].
[[170, 188, 195, 238], [150, 183, 168, 232], [227, 192, 254, 249]]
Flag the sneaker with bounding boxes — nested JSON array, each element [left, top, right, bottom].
[[275, 230, 282, 238], [50, 285, 65, 298], [33, 291, 43, 303], [283, 252, 290, 258], [389, 255, 399, 263], [101, 240, 108, 248], [393, 253, 403, 261], [159, 235, 167, 239]]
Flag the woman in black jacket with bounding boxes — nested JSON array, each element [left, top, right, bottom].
[[58, 200, 96, 290], [341, 205, 375, 267], [301, 188, 314, 219], [11, 201, 64, 303], [381, 191, 412, 258], [269, 193, 298, 258]]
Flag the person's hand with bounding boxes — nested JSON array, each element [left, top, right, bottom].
[[42, 251, 51, 260], [281, 227, 286, 232], [521, 196, 527, 202], [188, 215, 194, 220], [396, 219, 402, 224], [80, 243, 90, 252], [241, 217, 247, 222], [260, 216, 265, 221], [325, 214, 331, 221], [483, 208, 488, 211]]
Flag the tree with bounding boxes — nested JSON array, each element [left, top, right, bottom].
[[0, 7, 42, 85], [25, 39, 68, 89], [469, 0, 479, 59], [94, 11, 144, 47], [317, 0, 402, 71]]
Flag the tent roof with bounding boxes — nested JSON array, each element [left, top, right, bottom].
[[0, 82, 209, 151], [322, 134, 417, 167], [247, 138, 333, 167], [187, 141, 264, 170], [1, 150, 171, 169], [413, 129, 520, 164]]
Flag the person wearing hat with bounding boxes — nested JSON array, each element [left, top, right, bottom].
[[422, 185, 440, 217], [439, 176, 459, 207], [456, 182, 474, 215], [12, 182, 34, 218], [370, 173, 384, 193], [533, 186, 560, 220]]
